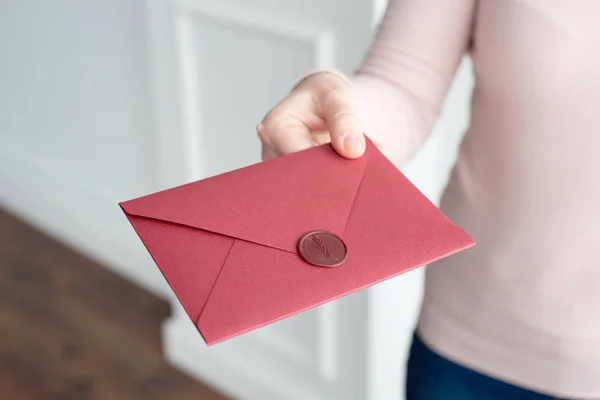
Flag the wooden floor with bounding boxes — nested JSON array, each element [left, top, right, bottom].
[[0, 208, 230, 400]]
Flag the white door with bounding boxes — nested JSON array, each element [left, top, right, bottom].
[[146, 1, 378, 399], [0, 0, 474, 399]]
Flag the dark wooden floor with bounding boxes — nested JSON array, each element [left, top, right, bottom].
[[0, 208, 230, 400]]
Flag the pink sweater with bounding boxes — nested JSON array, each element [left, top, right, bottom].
[[350, 0, 600, 397]]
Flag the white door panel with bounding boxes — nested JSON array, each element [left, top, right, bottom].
[[147, 1, 374, 399], [147, 0, 372, 188]]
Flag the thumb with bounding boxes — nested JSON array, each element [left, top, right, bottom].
[[319, 87, 365, 159]]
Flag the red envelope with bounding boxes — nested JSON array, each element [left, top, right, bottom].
[[119, 139, 474, 345]]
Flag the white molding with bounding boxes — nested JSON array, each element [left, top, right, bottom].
[[174, 0, 336, 71], [145, 0, 191, 188], [316, 302, 339, 381], [313, 30, 336, 69], [174, 13, 206, 181], [176, 0, 336, 71], [147, 0, 341, 380], [175, 0, 326, 43], [147, 0, 337, 184]]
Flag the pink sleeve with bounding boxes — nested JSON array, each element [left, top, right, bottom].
[[353, 0, 476, 164]]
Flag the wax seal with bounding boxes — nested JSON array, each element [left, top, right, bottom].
[[298, 230, 347, 267]]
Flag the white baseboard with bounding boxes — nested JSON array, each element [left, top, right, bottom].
[[162, 313, 324, 400], [0, 140, 170, 298]]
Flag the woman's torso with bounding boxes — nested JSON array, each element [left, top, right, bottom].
[[419, 1, 600, 397]]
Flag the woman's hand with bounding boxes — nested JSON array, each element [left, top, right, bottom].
[[257, 72, 366, 161]]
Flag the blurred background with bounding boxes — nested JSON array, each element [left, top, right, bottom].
[[0, 0, 473, 399]]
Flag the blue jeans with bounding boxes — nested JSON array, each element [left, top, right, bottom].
[[406, 333, 563, 400]]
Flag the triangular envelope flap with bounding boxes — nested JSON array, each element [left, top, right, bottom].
[[120, 143, 370, 253], [124, 213, 234, 327]]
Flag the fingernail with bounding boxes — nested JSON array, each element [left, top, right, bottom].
[[343, 135, 365, 156]]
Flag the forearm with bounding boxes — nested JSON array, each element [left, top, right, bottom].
[[351, 0, 476, 165], [351, 74, 437, 165]]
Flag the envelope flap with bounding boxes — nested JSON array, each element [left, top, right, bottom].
[[120, 143, 371, 253]]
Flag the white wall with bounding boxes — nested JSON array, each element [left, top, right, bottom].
[[0, 0, 174, 297]]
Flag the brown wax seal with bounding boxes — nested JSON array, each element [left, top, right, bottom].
[[298, 230, 347, 267]]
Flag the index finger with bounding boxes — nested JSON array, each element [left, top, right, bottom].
[[259, 94, 317, 156]]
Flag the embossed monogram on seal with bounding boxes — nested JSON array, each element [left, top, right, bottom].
[[298, 230, 348, 267]]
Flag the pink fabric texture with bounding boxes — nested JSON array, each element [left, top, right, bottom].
[[345, 0, 600, 397]]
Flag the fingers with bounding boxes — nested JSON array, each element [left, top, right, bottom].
[[258, 94, 318, 160], [260, 139, 279, 161], [319, 87, 365, 159], [257, 72, 365, 161]]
